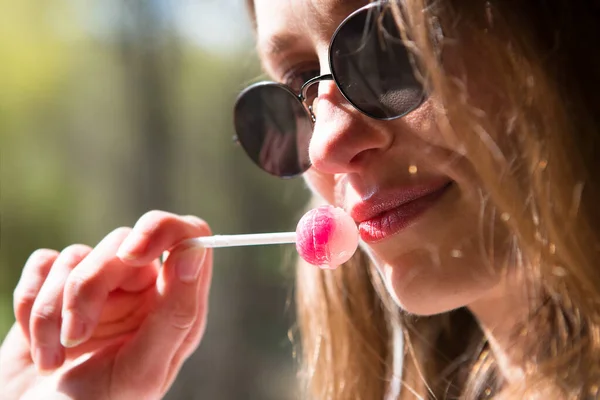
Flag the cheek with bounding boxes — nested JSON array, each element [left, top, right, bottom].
[[303, 170, 336, 204], [400, 99, 465, 155]]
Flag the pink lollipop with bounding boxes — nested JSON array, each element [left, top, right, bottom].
[[295, 205, 359, 269], [182, 206, 358, 270]]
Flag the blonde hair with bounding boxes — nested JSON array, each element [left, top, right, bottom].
[[294, 1, 600, 399], [244, 0, 600, 397]]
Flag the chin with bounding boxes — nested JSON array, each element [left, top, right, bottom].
[[388, 289, 463, 316], [373, 253, 500, 316], [387, 277, 466, 316]]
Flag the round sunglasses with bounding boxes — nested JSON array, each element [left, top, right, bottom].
[[233, 1, 426, 178]]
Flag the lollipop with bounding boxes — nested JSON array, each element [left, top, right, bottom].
[[183, 205, 359, 269], [295, 206, 359, 269]]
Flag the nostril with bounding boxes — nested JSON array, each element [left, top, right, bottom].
[[348, 151, 369, 167]]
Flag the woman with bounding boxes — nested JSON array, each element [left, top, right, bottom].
[[2, 0, 600, 398]]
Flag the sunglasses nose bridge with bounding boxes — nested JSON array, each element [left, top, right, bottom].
[[299, 74, 334, 101], [299, 74, 334, 122]]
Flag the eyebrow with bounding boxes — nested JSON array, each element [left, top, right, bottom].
[[256, 0, 369, 59], [257, 32, 301, 59]]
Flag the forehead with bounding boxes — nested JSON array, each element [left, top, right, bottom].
[[253, 0, 369, 58]]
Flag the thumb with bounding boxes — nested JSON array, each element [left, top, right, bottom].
[[113, 243, 212, 395]]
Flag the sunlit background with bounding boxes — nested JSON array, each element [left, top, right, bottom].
[[0, 0, 311, 398]]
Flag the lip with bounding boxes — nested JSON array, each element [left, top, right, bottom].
[[350, 180, 454, 243]]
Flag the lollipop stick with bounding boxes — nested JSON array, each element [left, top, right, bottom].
[[183, 232, 297, 248]]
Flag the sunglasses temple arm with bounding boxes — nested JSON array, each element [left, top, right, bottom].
[[181, 232, 297, 248]]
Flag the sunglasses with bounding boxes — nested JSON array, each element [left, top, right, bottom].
[[233, 1, 426, 178]]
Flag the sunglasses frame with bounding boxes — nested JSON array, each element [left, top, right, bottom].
[[233, 0, 426, 177]]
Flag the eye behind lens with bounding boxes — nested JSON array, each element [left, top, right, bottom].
[[233, 83, 313, 178], [329, 2, 427, 120]]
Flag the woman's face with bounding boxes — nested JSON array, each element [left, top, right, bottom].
[[253, 0, 506, 315]]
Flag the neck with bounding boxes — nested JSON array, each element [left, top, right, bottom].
[[468, 274, 531, 384]]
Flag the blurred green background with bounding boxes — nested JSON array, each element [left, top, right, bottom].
[[0, 0, 311, 398]]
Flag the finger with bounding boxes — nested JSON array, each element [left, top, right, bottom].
[[0, 324, 36, 384], [13, 249, 59, 342], [60, 227, 143, 348], [114, 241, 212, 394], [118, 259, 160, 293], [29, 245, 91, 372], [160, 258, 213, 394], [116, 211, 208, 266]]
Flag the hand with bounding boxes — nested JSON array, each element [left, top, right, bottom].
[[0, 211, 213, 400]]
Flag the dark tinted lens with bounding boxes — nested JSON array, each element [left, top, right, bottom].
[[234, 84, 312, 177], [330, 6, 425, 119]]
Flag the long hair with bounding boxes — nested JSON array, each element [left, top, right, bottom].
[[293, 1, 600, 399]]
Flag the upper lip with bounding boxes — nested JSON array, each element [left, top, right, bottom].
[[349, 179, 452, 223]]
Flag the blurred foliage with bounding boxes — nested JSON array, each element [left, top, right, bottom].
[[0, 0, 309, 398]]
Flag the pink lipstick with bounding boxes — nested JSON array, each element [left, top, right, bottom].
[[351, 181, 453, 243]]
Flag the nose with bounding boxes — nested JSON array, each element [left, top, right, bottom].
[[308, 80, 393, 174]]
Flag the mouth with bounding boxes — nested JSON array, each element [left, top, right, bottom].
[[350, 180, 454, 243]]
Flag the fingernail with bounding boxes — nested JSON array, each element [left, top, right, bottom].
[[175, 246, 207, 283], [33, 346, 62, 372], [116, 232, 145, 261], [60, 311, 88, 348]]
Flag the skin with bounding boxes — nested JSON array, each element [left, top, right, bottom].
[[253, 0, 511, 313], [0, 212, 213, 399], [255, 0, 527, 381], [0, 1, 530, 398]]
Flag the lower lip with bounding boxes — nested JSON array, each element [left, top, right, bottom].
[[358, 183, 453, 243]]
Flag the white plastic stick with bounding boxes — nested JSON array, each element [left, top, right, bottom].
[[183, 232, 297, 248]]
